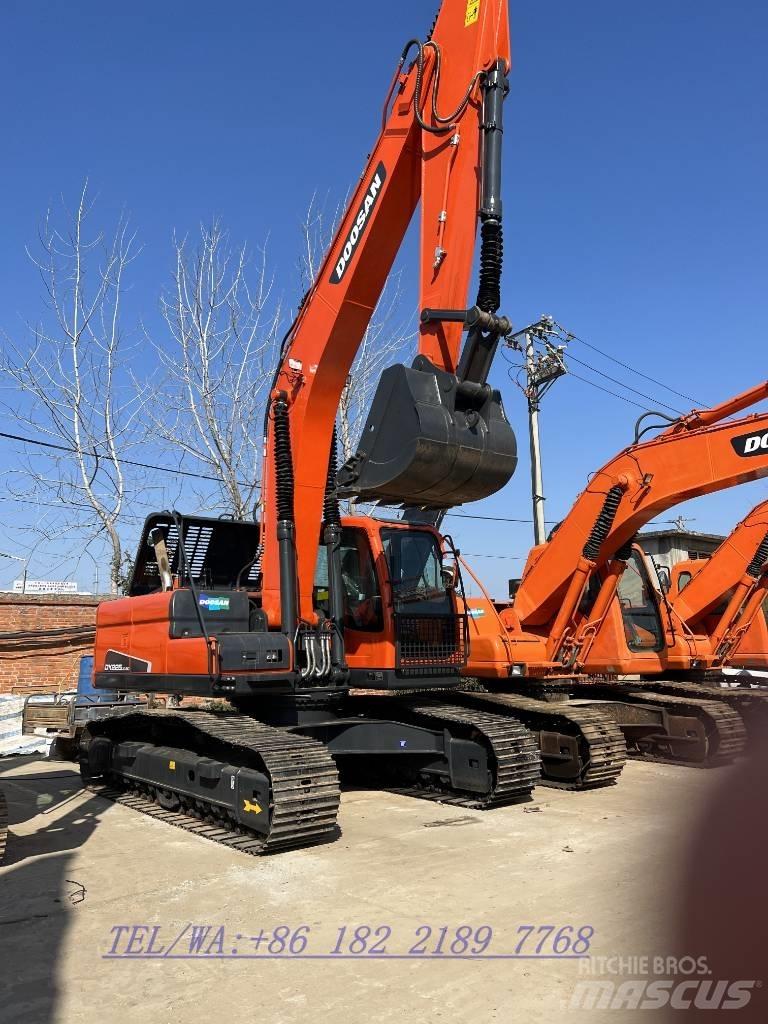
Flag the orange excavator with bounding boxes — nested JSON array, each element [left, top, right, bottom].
[[82, 0, 552, 855], [453, 383, 768, 775], [665, 499, 768, 674]]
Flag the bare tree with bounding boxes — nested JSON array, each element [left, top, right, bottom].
[[147, 222, 282, 519], [1, 183, 150, 593], [147, 195, 411, 523]]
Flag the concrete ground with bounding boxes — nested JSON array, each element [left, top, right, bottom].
[[0, 755, 760, 1023]]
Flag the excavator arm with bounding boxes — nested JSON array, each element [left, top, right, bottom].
[[670, 499, 768, 625], [260, 0, 516, 632], [513, 382, 768, 633], [668, 499, 768, 660]]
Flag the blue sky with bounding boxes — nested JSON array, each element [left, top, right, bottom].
[[1, 0, 767, 596]]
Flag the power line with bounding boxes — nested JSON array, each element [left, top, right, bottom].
[[523, 324, 686, 414], [444, 509, 678, 527], [565, 352, 684, 415], [461, 552, 525, 560], [565, 369, 652, 411], [567, 332, 705, 407], [445, 511, 556, 524], [0, 429, 254, 486]]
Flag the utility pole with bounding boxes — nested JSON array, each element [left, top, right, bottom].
[[0, 552, 29, 592], [525, 330, 546, 544], [507, 316, 569, 546]]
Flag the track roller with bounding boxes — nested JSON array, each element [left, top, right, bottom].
[[568, 686, 747, 767], [449, 691, 626, 789], [348, 696, 542, 807], [635, 679, 768, 751], [80, 709, 341, 855]]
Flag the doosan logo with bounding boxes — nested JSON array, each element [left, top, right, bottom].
[[732, 430, 768, 457], [330, 163, 386, 284]]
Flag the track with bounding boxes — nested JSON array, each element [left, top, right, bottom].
[[571, 686, 747, 767], [625, 691, 746, 765], [81, 709, 341, 856], [350, 697, 542, 807], [0, 787, 7, 863], [398, 700, 541, 806], [639, 680, 768, 748], [449, 692, 627, 789]]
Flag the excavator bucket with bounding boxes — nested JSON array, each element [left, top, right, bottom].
[[336, 357, 517, 507]]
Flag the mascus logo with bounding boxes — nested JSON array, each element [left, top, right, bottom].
[[330, 162, 386, 284], [732, 430, 768, 457]]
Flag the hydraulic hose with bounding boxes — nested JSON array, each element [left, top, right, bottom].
[[746, 531, 768, 580], [323, 426, 342, 528], [582, 486, 624, 562], [323, 426, 346, 679], [614, 538, 635, 562], [273, 397, 295, 524], [475, 219, 503, 314], [272, 395, 298, 636]]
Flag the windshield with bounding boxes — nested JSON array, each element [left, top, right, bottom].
[[617, 549, 665, 652], [381, 528, 451, 609]]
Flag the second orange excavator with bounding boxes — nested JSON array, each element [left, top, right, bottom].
[[452, 383, 768, 778]]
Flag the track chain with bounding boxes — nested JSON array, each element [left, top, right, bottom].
[[621, 690, 747, 766], [382, 698, 542, 807], [641, 679, 768, 745], [82, 709, 340, 855], [0, 788, 7, 864], [450, 692, 626, 789]]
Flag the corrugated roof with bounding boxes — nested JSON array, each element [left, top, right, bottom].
[[637, 529, 726, 544]]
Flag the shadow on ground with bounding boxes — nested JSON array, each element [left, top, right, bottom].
[[0, 759, 106, 1024]]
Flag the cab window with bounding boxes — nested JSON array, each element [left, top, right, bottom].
[[617, 550, 664, 652], [677, 571, 693, 593], [381, 528, 452, 613], [314, 528, 383, 632]]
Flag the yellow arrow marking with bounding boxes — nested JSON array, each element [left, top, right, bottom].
[[243, 798, 262, 815]]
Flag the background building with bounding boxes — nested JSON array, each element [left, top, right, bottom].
[[637, 527, 725, 588]]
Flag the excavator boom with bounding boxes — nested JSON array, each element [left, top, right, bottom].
[[260, 0, 517, 629]]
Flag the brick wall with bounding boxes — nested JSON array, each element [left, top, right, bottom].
[[0, 594, 116, 695]]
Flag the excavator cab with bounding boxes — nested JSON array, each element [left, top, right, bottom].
[[316, 517, 468, 688], [98, 513, 467, 698]]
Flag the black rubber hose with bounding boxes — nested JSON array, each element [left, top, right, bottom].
[[746, 531, 768, 579], [323, 426, 342, 528], [273, 396, 295, 523], [583, 486, 624, 561], [614, 537, 636, 562], [475, 219, 503, 314]]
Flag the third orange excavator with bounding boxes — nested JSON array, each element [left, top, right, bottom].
[[666, 500, 768, 674]]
